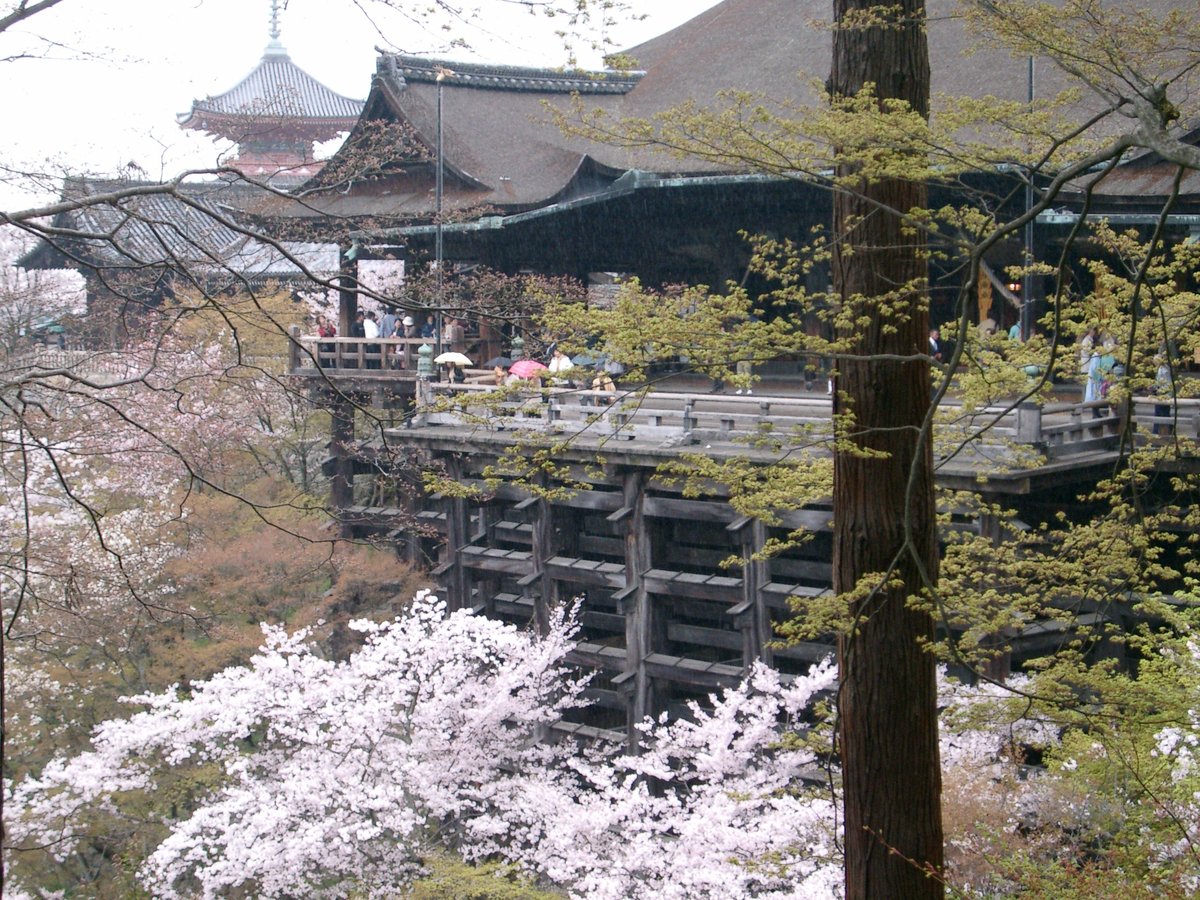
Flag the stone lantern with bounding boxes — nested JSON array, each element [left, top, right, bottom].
[[417, 342, 434, 378]]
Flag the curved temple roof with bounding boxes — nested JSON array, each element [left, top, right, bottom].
[[273, 0, 1198, 224], [179, 46, 363, 139]]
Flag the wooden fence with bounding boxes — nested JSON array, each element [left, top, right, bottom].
[[417, 382, 1198, 454]]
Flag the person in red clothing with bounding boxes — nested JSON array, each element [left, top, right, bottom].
[[315, 314, 337, 366]]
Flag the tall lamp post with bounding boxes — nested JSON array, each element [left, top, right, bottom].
[[434, 67, 452, 360], [1020, 55, 1035, 341]]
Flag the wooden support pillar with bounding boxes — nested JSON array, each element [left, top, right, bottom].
[[338, 244, 358, 339], [443, 456, 472, 612], [477, 503, 502, 617], [528, 493, 554, 635], [730, 516, 773, 671], [977, 511, 1012, 680], [330, 398, 355, 538], [614, 468, 655, 746], [401, 482, 424, 567]]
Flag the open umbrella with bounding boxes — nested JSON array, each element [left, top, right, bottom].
[[509, 358, 548, 378], [484, 355, 514, 368], [570, 352, 604, 368], [434, 351, 473, 366]]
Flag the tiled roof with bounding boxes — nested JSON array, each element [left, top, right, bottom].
[[271, 0, 1196, 223], [32, 178, 336, 282], [180, 46, 363, 134], [52, 179, 246, 268]]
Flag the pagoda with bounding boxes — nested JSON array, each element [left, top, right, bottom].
[[178, 0, 363, 183]]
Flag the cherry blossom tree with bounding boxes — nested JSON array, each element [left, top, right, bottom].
[[7, 588, 1199, 896], [5, 592, 587, 897], [4, 592, 846, 899], [514, 661, 843, 900]]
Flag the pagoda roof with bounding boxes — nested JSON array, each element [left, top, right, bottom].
[[179, 44, 363, 141]]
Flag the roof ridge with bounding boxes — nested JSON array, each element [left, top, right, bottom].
[[380, 53, 642, 95]]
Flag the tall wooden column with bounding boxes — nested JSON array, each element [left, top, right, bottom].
[[442, 456, 471, 612], [337, 244, 358, 338], [330, 398, 355, 538], [527, 494, 554, 635], [615, 469, 655, 745], [476, 502, 502, 617], [730, 517, 773, 671]]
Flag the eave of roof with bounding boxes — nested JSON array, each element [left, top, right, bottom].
[[1038, 212, 1200, 226], [355, 171, 792, 239], [381, 54, 641, 95], [178, 44, 364, 136]]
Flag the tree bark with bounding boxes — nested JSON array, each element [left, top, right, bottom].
[[829, 2, 944, 898]]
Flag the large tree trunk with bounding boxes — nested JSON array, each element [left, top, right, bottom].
[[829, 2, 944, 898]]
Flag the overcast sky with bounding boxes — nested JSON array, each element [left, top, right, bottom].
[[0, 0, 721, 208]]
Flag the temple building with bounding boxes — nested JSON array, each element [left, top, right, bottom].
[[177, 0, 363, 184], [274, 0, 1195, 334]]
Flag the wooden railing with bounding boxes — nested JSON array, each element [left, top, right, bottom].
[[414, 382, 1197, 455], [290, 333, 434, 373], [287, 334, 1197, 453], [418, 383, 835, 443]]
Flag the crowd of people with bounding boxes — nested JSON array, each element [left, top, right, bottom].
[[309, 310, 1172, 420], [311, 309, 477, 371]]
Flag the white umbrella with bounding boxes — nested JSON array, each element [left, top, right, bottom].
[[434, 351, 473, 366]]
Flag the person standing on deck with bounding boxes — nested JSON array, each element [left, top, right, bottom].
[[1079, 326, 1098, 379], [380, 308, 397, 340], [548, 347, 574, 385], [379, 308, 398, 368], [363, 311, 381, 370], [1085, 336, 1116, 415]]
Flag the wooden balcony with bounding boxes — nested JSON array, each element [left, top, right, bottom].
[[288, 334, 431, 376]]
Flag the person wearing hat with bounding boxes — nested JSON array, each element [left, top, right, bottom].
[[395, 315, 417, 369]]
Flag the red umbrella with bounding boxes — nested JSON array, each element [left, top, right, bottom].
[[509, 359, 548, 378]]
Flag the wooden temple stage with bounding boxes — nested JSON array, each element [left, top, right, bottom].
[[290, 336, 1200, 743]]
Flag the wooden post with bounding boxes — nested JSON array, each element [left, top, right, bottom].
[[528, 491, 554, 635], [401, 480, 425, 567], [745, 518, 773, 669], [727, 516, 773, 672], [977, 511, 1012, 681], [1016, 400, 1043, 444], [330, 398, 355, 538], [617, 469, 654, 745], [338, 245, 357, 339], [443, 456, 471, 612], [288, 324, 302, 372], [478, 503, 501, 616]]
